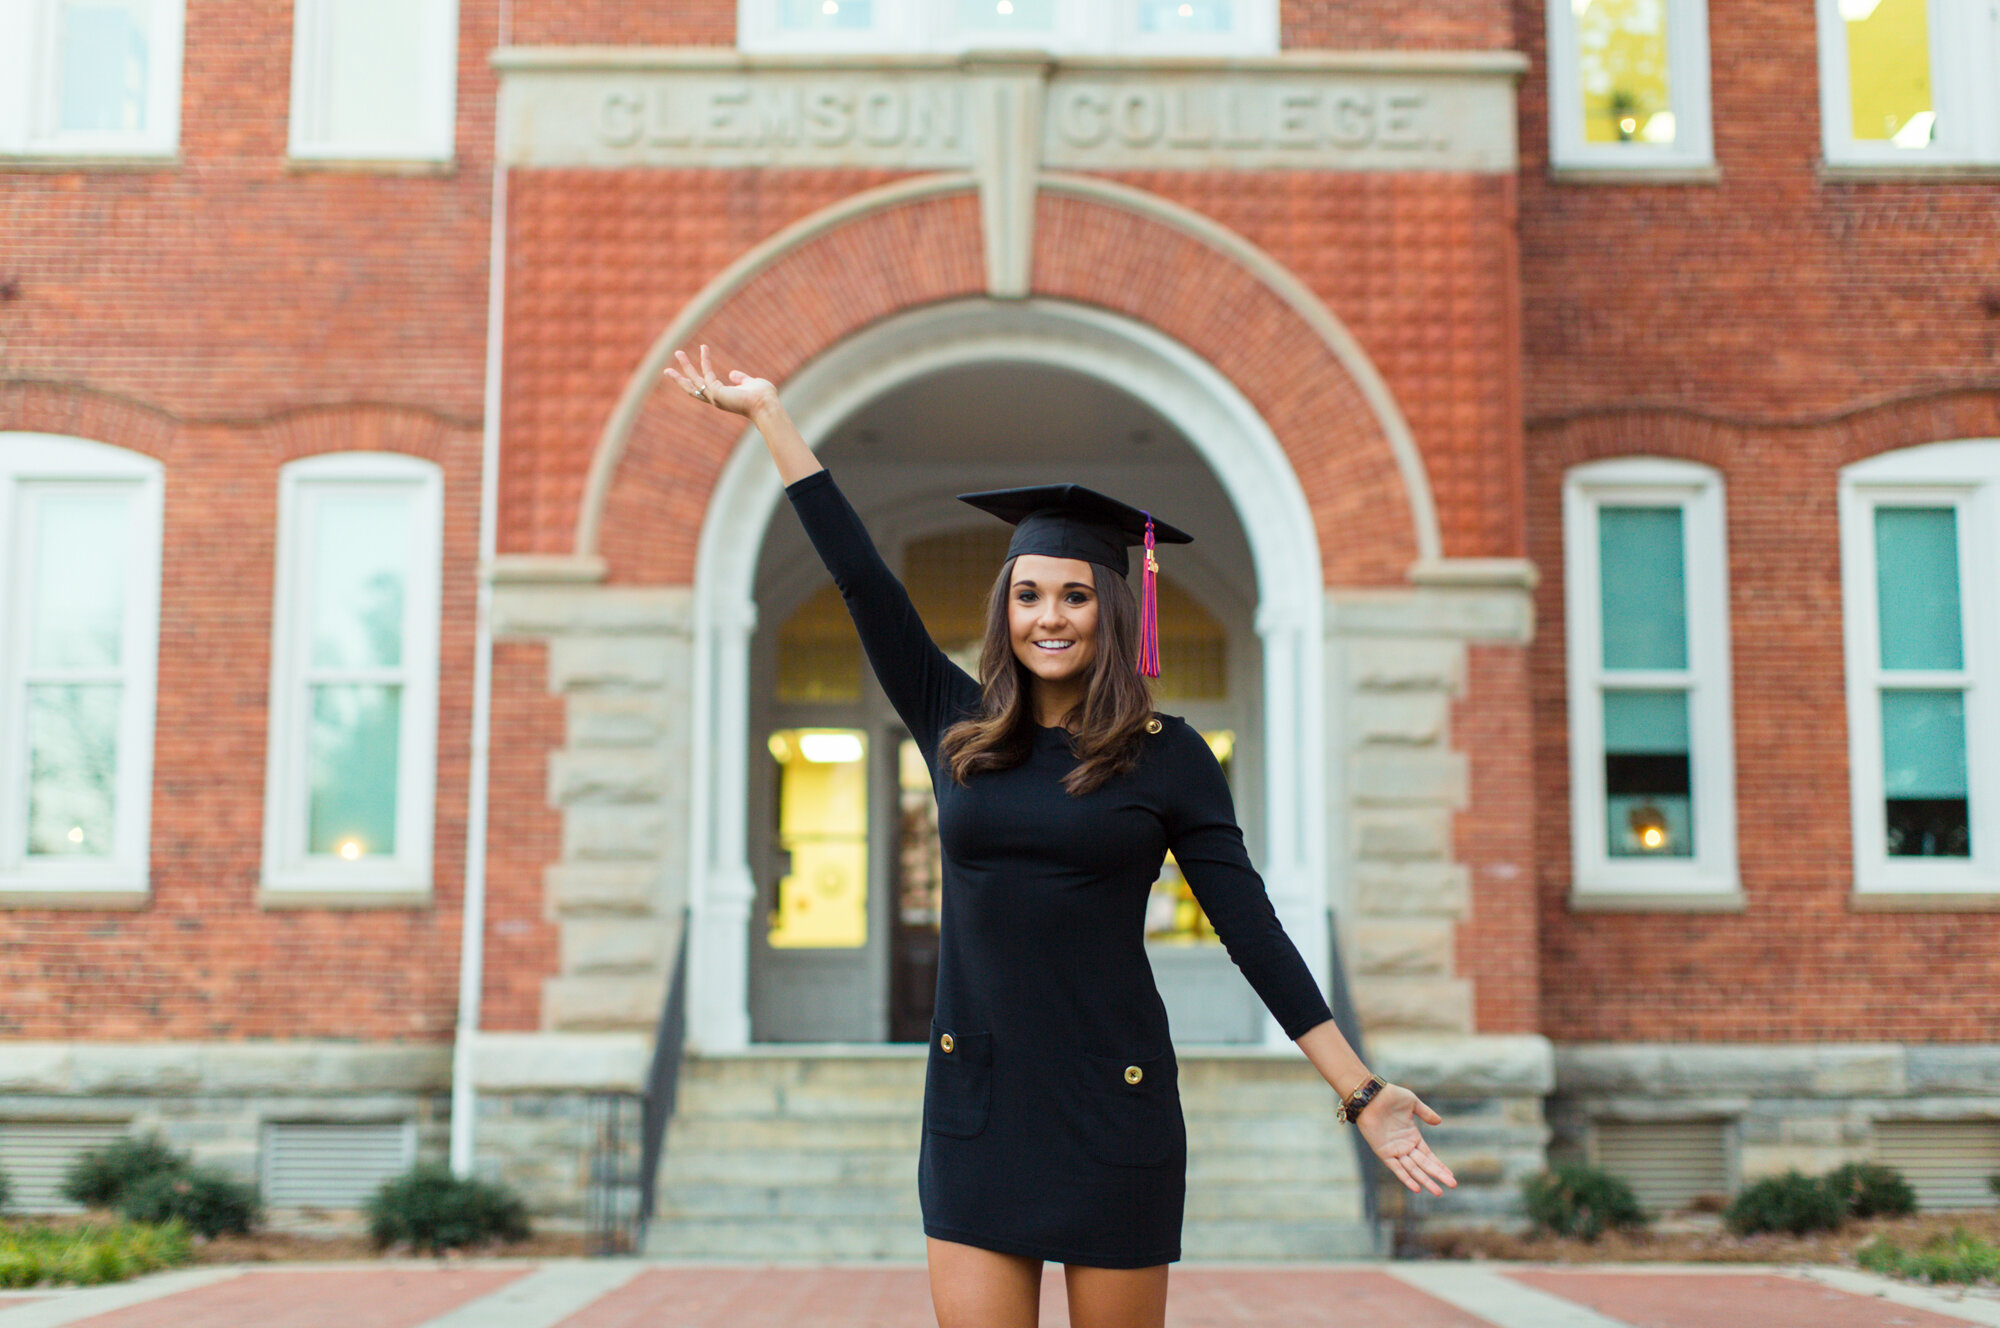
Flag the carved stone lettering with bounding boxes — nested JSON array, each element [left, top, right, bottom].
[[507, 60, 1517, 173]]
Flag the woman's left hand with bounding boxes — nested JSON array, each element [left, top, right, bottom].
[[1356, 1083, 1458, 1196]]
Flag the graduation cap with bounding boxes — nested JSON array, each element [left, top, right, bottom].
[[957, 483, 1193, 678]]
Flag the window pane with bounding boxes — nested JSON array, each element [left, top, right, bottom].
[[1874, 507, 1961, 671], [1575, 0, 1675, 145], [1604, 689, 1693, 857], [1843, 0, 1933, 146], [778, 0, 873, 28], [31, 490, 131, 670], [322, 0, 429, 147], [768, 729, 868, 949], [776, 582, 861, 704], [56, 0, 151, 134], [1138, 1, 1235, 32], [955, 0, 1056, 31], [309, 684, 401, 857], [26, 684, 120, 857], [310, 494, 409, 670], [1881, 689, 1969, 857], [1599, 506, 1688, 670]]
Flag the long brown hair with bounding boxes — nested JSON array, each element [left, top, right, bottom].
[[939, 556, 1156, 796]]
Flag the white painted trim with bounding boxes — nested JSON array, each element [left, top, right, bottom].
[[261, 452, 445, 901], [1562, 457, 1738, 900], [686, 298, 1328, 1052], [287, 0, 459, 162], [1840, 438, 2000, 898], [0, 0, 184, 158], [734, 0, 1280, 56], [1814, 0, 2000, 168], [0, 435, 163, 903], [1545, 0, 1715, 172]]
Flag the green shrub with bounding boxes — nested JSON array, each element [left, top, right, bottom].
[[0, 1221, 193, 1288], [116, 1167, 261, 1239], [0, 1166, 11, 1212], [60, 1135, 186, 1210], [1824, 1161, 1916, 1219], [1522, 1164, 1648, 1241], [1724, 1171, 1844, 1236], [1859, 1229, 2000, 1284], [365, 1163, 530, 1254]]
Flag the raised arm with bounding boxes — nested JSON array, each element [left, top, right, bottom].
[[1160, 718, 1457, 1197], [665, 346, 977, 752]]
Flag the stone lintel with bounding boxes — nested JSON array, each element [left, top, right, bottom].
[[1368, 1036, 1555, 1097], [470, 1031, 651, 1092], [494, 582, 690, 638]]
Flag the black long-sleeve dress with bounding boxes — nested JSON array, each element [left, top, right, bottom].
[[786, 467, 1335, 1268]]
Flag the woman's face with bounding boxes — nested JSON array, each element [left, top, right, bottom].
[[1007, 554, 1099, 690]]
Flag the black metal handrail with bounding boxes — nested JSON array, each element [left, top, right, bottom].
[[636, 905, 693, 1234]]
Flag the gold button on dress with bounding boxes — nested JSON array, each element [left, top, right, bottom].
[[940, 1033, 955, 1052], [1124, 1065, 1143, 1084]]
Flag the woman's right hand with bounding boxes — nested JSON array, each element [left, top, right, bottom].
[[664, 344, 776, 419]]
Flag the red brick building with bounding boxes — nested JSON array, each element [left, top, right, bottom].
[[3, 0, 1996, 1239]]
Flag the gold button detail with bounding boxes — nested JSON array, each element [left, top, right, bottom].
[[1145, 717, 1163, 735], [940, 1033, 954, 1053], [1124, 1065, 1143, 1084]]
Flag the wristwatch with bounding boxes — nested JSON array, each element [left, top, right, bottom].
[[1336, 1075, 1386, 1123]]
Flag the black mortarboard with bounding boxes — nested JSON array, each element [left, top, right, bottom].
[[954, 484, 1193, 579], [956, 483, 1194, 677]]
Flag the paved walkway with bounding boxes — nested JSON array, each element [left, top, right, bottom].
[[2, 1261, 1997, 1328]]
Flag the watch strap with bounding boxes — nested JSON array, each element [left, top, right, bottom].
[[1337, 1075, 1386, 1123]]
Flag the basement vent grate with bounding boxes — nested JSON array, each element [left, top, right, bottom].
[[1592, 1119, 1730, 1215], [262, 1122, 416, 1209], [0, 1122, 131, 1213], [1875, 1121, 2000, 1212]]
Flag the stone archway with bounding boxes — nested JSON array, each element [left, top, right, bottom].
[[681, 297, 1330, 1051]]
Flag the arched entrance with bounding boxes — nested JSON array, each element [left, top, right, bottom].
[[684, 298, 1329, 1051]]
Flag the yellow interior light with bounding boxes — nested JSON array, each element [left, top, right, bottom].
[[338, 840, 364, 860]]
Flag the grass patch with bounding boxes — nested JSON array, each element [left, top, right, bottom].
[[0, 1221, 193, 1288], [1857, 1228, 2000, 1285]]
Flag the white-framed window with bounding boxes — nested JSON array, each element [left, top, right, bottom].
[[262, 453, 442, 904], [1563, 458, 1738, 904], [0, 0, 185, 158], [0, 435, 163, 906], [737, 0, 1277, 55], [1814, 0, 2000, 168], [1840, 439, 2000, 900], [1544, 0, 1715, 171], [288, 0, 458, 162]]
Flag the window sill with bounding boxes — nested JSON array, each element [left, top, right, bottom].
[[1569, 888, 1745, 913], [0, 885, 149, 909], [261, 884, 433, 909], [1818, 161, 2000, 183], [1548, 163, 1722, 185], [284, 155, 457, 177], [1851, 889, 2000, 912], [0, 154, 180, 173]]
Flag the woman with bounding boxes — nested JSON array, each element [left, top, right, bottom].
[[666, 345, 1456, 1328]]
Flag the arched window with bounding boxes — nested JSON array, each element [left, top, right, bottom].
[[261, 452, 443, 905], [0, 434, 164, 905], [1563, 456, 1739, 907], [1840, 439, 2000, 901]]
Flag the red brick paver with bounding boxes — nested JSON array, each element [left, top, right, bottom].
[[1508, 1270, 1979, 1328], [59, 1268, 529, 1328]]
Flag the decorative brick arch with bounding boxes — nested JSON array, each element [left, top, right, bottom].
[[0, 381, 178, 459], [584, 175, 1434, 587]]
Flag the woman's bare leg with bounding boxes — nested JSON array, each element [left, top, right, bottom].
[[926, 1236, 1044, 1328], [1063, 1262, 1169, 1328]]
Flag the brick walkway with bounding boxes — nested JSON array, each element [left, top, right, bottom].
[[2, 1262, 1997, 1328]]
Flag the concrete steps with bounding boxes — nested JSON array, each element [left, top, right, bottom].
[[643, 1048, 1373, 1260]]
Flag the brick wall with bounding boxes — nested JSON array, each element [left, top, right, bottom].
[[0, 0, 500, 1040], [1517, 0, 2000, 1039]]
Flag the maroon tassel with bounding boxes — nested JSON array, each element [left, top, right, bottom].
[[1138, 514, 1160, 678]]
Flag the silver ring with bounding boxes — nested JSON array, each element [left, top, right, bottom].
[[693, 383, 710, 402]]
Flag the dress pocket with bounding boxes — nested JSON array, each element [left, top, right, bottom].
[[924, 1020, 994, 1139], [1070, 1047, 1183, 1168]]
